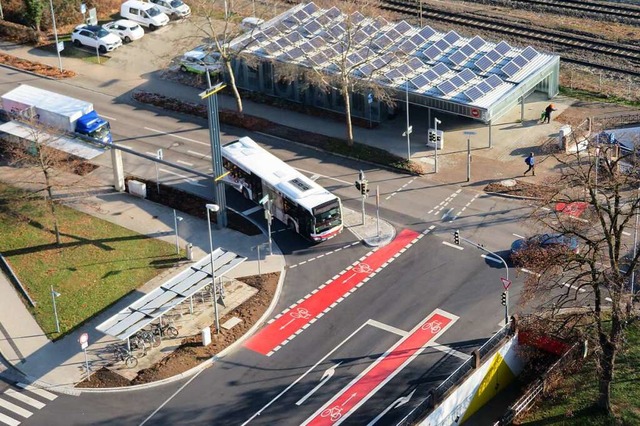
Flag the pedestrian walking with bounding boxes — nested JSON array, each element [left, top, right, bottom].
[[524, 152, 535, 176], [543, 104, 557, 124]]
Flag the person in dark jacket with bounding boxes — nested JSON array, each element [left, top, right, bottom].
[[543, 104, 557, 123], [524, 152, 535, 176]]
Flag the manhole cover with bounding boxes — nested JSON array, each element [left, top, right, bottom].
[[499, 179, 517, 187]]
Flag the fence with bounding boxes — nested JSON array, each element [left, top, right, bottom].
[[396, 322, 514, 426], [493, 342, 581, 425]]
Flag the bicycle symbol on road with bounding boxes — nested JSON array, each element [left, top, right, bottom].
[[421, 320, 442, 333], [352, 263, 372, 274], [290, 307, 312, 320], [321, 405, 343, 422]]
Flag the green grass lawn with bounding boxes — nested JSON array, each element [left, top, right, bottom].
[[0, 183, 178, 339], [519, 323, 640, 425]]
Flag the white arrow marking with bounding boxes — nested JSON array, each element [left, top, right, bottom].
[[279, 318, 296, 330], [296, 362, 342, 406], [366, 390, 415, 426], [441, 208, 454, 220], [342, 393, 357, 407]]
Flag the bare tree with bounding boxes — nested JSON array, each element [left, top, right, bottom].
[[189, 0, 270, 113], [515, 128, 640, 415], [267, 0, 400, 145], [1, 119, 86, 245]]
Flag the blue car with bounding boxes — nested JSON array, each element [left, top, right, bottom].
[[511, 233, 580, 258]]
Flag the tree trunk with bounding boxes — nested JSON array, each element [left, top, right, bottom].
[[225, 60, 243, 113], [342, 84, 354, 146], [597, 320, 621, 415], [42, 168, 61, 245]]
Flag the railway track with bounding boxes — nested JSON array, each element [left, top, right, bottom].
[[494, 0, 640, 22], [383, 0, 640, 76]]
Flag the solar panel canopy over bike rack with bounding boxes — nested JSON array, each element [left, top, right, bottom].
[[96, 248, 246, 341]]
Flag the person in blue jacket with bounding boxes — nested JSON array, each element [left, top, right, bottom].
[[524, 152, 535, 176]]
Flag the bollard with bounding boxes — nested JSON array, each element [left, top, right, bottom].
[[186, 243, 194, 261]]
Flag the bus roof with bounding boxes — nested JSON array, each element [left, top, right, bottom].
[[222, 137, 339, 211]]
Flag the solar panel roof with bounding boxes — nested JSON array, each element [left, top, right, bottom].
[[432, 62, 451, 76], [485, 74, 504, 87], [423, 45, 442, 60], [458, 68, 476, 82], [468, 36, 486, 50], [464, 86, 484, 101], [434, 39, 450, 51], [486, 50, 502, 62], [494, 41, 511, 55], [501, 61, 520, 78], [449, 50, 468, 66], [437, 80, 456, 95], [521, 46, 539, 61], [418, 26, 436, 39], [459, 43, 477, 57], [512, 55, 528, 68], [449, 75, 464, 88], [474, 56, 493, 71], [443, 31, 461, 45], [395, 21, 413, 34], [411, 74, 430, 89]]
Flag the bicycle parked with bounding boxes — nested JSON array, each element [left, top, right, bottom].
[[110, 344, 138, 368], [151, 318, 179, 339], [134, 329, 161, 348]]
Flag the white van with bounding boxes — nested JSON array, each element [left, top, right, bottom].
[[120, 0, 169, 30]]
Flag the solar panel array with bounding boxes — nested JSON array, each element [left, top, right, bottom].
[[236, 2, 546, 104]]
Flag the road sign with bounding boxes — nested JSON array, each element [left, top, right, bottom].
[[79, 332, 88, 344], [501, 277, 511, 290], [56, 41, 64, 53], [156, 149, 163, 160]]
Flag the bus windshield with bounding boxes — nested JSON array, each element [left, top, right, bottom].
[[313, 200, 341, 232]]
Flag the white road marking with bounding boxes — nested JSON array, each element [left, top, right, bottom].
[[0, 397, 32, 418], [16, 384, 56, 401], [139, 368, 206, 426], [98, 114, 117, 121], [242, 322, 373, 425], [429, 343, 472, 360], [159, 168, 206, 187], [310, 174, 320, 181], [187, 150, 211, 159], [292, 166, 351, 185], [176, 159, 194, 166], [622, 231, 631, 236], [366, 320, 408, 336], [144, 127, 209, 146], [520, 268, 541, 277], [442, 241, 464, 250], [145, 151, 156, 157], [0, 411, 20, 426], [4, 390, 45, 409], [513, 233, 525, 239]]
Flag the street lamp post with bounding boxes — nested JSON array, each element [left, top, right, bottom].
[[51, 286, 61, 333], [434, 118, 441, 173], [403, 81, 412, 161], [206, 203, 221, 333], [173, 209, 183, 255], [48, 0, 63, 72], [463, 131, 476, 182], [632, 186, 639, 296], [456, 233, 510, 325]]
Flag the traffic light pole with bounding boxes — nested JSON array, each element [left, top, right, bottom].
[[454, 230, 510, 325]]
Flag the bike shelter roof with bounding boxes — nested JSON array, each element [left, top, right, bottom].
[[96, 248, 246, 341]]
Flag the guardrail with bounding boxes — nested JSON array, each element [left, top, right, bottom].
[[396, 322, 513, 426], [0, 253, 36, 307]]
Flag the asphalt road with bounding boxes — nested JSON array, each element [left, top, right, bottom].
[[0, 67, 532, 425]]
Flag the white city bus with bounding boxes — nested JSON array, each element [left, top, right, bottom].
[[221, 137, 343, 242]]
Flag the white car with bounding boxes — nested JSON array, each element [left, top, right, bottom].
[[179, 50, 222, 75], [102, 20, 145, 43], [71, 25, 122, 53], [148, 0, 191, 19]]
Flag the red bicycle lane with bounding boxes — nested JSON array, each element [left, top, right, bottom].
[[302, 309, 458, 426], [244, 229, 421, 356]]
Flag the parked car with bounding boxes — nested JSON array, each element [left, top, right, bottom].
[[120, 0, 169, 30], [179, 50, 222, 75], [148, 0, 191, 19], [510, 233, 579, 262], [71, 24, 122, 53], [240, 17, 264, 32], [102, 19, 145, 43]]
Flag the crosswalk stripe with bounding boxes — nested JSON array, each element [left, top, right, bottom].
[[4, 390, 45, 409], [0, 397, 32, 418], [0, 411, 20, 426], [16, 384, 56, 401]]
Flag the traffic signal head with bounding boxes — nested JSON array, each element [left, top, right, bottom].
[[501, 292, 507, 306], [454, 230, 460, 245], [355, 180, 361, 192], [429, 131, 436, 142], [361, 180, 369, 195]]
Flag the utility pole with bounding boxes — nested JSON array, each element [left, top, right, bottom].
[[464, 131, 476, 182]]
